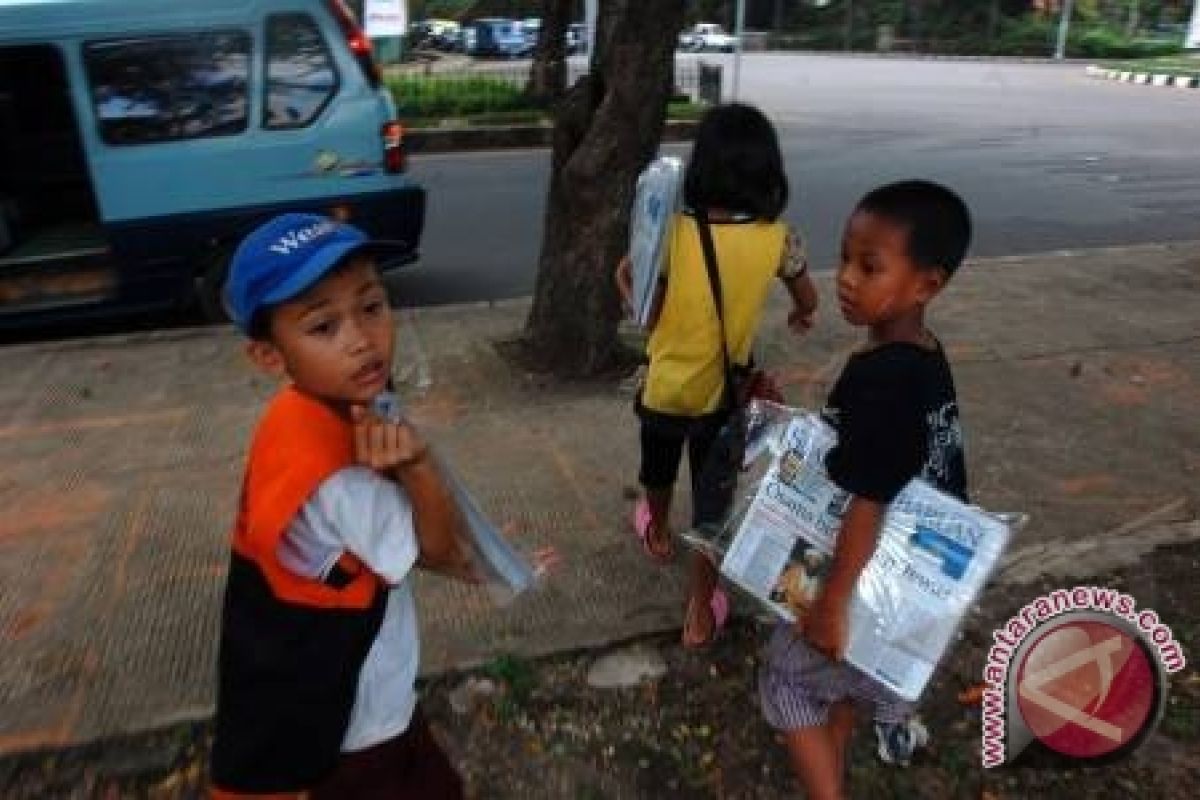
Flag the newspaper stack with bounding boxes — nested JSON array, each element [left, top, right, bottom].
[[716, 409, 1014, 701], [628, 156, 684, 328]]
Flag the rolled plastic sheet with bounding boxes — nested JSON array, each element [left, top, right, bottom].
[[629, 155, 684, 328], [373, 392, 536, 604]]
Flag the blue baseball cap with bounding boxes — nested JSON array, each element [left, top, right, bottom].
[[224, 213, 405, 333]]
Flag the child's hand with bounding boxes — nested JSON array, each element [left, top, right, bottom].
[[787, 307, 815, 335], [531, 546, 562, 579], [799, 591, 848, 661], [615, 255, 634, 316], [350, 405, 429, 473]]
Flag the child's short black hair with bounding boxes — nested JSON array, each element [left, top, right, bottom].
[[857, 180, 972, 276], [241, 254, 379, 342], [683, 103, 788, 221], [246, 307, 274, 341]]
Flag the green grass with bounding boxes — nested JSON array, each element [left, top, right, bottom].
[[1161, 697, 1199, 741], [389, 74, 529, 118], [404, 109, 549, 128], [1101, 53, 1200, 77], [402, 100, 707, 130], [667, 100, 706, 121], [390, 72, 709, 129]]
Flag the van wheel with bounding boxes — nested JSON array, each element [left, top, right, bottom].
[[196, 246, 233, 324]]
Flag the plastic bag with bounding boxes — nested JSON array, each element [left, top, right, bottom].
[[372, 391, 536, 605], [684, 399, 1025, 701], [628, 155, 684, 328]]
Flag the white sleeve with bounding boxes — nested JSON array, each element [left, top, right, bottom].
[[277, 466, 420, 586]]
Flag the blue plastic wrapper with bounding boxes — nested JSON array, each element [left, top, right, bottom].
[[629, 156, 684, 328], [372, 391, 536, 604]]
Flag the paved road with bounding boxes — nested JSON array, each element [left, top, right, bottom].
[[392, 54, 1200, 307]]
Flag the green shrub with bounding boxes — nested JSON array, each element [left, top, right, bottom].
[[1070, 25, 1184, 58], [388, 75, 531, 118], [995, 16, 1057, 56]]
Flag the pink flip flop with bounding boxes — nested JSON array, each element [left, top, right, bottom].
[[632, 497, 674, 563], [683, 586, 729, 649]]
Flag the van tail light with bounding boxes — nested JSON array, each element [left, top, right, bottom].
[[382, 121, 405, 173], [327, 0, 382, 87]]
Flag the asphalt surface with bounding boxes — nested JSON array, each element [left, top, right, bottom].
[[393, 53, 1200, 307], [4, 53, 1198, 345]]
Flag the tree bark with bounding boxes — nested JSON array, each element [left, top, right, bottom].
[[844, 0, 855, 50], [989, 0, 1002, 43], [527, 0, 572, 105], [523, 0, 686, 376], [1126, 0, 1141, 37]]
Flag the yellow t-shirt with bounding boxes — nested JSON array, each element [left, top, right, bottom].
[[642, 214, 789, 416]]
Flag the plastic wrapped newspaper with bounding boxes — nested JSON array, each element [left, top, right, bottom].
[[372, 391, 536, 604], [686, 400, 1021, 702], [628, 156, 684, 328]]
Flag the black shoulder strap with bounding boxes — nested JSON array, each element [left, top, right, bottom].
[[695, 212, 737, 396]]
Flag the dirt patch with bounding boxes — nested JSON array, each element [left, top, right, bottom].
[[2, 542, 1197, 799]]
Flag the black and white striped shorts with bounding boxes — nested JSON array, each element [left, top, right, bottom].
[[758, 625, 913, 731]]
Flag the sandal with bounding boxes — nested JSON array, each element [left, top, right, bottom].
[[682, 586, 729, 649], [632, 497, 674, 564]]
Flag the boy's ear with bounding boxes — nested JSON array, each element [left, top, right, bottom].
[[245, 339, 288, 378], [917, 267, 949, 303]]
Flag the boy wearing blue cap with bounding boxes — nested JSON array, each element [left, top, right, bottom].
[[210, 214, 468, 799]]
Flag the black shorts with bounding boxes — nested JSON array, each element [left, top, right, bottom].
[[636, 396, 733, 527]]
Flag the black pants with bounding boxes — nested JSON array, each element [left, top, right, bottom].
[[310, 706, 464, 800], [637, 398, 734, 529]]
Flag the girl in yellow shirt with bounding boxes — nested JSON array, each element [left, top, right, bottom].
[[617, 103, 818, 647]]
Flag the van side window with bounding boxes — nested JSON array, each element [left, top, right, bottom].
[[83, 32, 251, 146], [265, 14, 338, 130]]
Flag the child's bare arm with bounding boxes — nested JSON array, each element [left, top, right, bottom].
[[351, 406, 471, 577], [800, 495, 884, 660], [782, 271, 818, 335], [615, 254, 634, 309], [615, 254, 665, 330], [392, 458, 476, 579]]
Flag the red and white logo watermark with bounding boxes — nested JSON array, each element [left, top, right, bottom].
[[981, 587, 1185, 768]]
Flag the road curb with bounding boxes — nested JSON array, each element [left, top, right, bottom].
[[764, 50, 1090, 64], [8, 240, 1199, 360], [1085, 64, 1200, 89], [407, 118, 699, 154]]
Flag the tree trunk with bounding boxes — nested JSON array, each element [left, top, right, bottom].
[[908, 0, 926, 50], [988, 0, 1002, 43], [528, 0, 572, 105], [1126, 0, 1140, 37], [844, 0, 854, 50], [523, 0, 686, 376]]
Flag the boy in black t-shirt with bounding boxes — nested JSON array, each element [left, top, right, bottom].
[[759, 181, 973, 800]]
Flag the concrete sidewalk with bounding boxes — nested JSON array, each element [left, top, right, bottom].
[[0, 242, 1198, 756]]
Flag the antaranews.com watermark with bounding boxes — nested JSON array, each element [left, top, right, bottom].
[[981, 585, 1186, 768]]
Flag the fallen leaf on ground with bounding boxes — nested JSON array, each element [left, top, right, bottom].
[[958, 684, 986, 707]]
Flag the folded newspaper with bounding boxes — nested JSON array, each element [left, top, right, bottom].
[[628, 156, 684, 328], [373, 391, 536, 604], [688, 401, 1020, 702]]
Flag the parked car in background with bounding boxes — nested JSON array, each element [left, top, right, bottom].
[[425, 19, 462, 51], [566, 22, 588, 55], [464, 18, 529, 58], [680, 22, 738, 52], [520, 18, 541, 53], [0, 0, 424, 326]]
